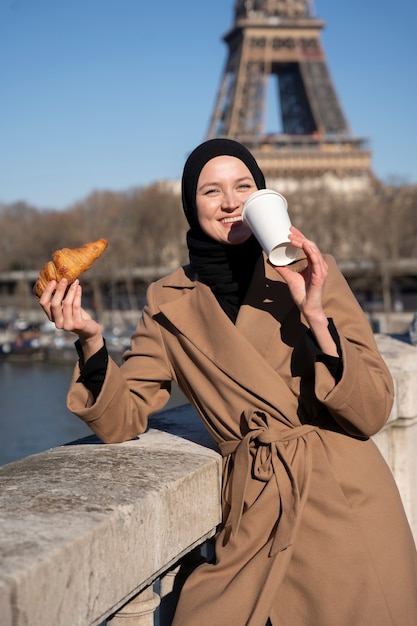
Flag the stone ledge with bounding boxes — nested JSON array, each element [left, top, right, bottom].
[[375, 334, 417, 421], [0, 429, 222, 626]]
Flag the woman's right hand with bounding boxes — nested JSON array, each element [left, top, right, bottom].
[[39, 278, 104, 360]]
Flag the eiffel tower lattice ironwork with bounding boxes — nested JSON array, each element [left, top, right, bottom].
[[206, 0, 372, 186]]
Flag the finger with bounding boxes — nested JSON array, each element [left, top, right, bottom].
[[38, 280, 57, 305], [289, 226, 315, 247], [62, 279, 78, 306], [71, 282, 83, 318], [54, 278, 69, 298], [273, 264, 297, 283], [288, 228, 320, 255], [289, 225, 304, 236], [288, 226, 305, 248], [303, 239, 322, 261], [38, 280, 57, 320], [49, 279, 68, 327], [49, 278, 69, 312], [305, 241, 326, 269], [61, 280, 81, 327], [293, 235, 325, 270]]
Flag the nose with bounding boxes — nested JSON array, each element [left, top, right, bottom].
[[221, 189, 239, 210]]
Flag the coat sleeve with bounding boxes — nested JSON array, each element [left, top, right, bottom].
[[311, 255, 394, 438], [67, 282, 174, 443]]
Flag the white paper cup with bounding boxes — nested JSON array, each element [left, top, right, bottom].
[[242, 189, 299, 266]]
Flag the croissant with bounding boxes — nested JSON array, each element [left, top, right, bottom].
[[33, 238, 108, 298]]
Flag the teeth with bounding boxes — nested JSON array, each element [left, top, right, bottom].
[[221, 216, 241, 224]]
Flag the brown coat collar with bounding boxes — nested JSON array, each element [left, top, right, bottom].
[[156, 254, 305, 393]]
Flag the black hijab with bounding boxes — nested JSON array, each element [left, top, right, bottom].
[[181, 138, 266, 323]]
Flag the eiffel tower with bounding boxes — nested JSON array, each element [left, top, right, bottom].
[[206, 0, 372, 190]]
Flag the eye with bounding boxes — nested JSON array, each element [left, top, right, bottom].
[[204, 187, 220, 195]]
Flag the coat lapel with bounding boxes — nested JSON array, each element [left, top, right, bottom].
[[157, 257, 303, 411], [236, 254, 299, 359], [158, 274, 246, 373]]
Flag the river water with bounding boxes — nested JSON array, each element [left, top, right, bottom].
[[0, 359, 205, 467]]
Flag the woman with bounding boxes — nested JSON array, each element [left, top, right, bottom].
[[40, 139, 417, 625]]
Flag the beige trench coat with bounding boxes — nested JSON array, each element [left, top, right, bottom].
[[68, 254, 417, 626]]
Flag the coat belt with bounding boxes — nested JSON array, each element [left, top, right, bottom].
[[219, 410, 316, 556]]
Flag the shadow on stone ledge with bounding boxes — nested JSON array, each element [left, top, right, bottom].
[[65, 403, 218, 452]]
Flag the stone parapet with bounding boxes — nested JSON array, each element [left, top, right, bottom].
[[374, 335, 417, 542], [0, 429, 222, 626], [376, 334, 417, 420]]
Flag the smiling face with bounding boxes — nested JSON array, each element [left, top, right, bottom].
[[196, 155, 258, 245]]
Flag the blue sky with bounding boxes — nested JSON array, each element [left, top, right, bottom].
[[1, 0, 416, 210]]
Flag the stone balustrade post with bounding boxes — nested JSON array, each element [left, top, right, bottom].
[[158, 543, 213, 625], [159, 566, 181, 624], [108, 587, 160, 625]]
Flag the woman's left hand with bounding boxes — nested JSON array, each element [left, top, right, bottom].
[[272, 226, 328, 324]]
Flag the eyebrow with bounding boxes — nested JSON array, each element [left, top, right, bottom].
[[197, 175, 254, 192]]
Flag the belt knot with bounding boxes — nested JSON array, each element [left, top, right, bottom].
[[219, 410, 315, 555]]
